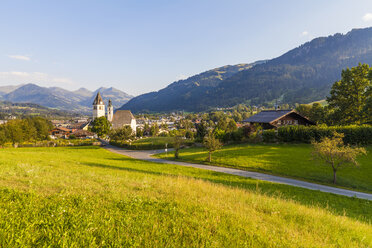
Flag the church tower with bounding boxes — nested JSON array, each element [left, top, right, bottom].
[[107, 99, 114, 122], [92, 92, 105, 120]]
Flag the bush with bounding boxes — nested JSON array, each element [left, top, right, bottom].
[[275, 125, 372, 145], [262, 130, 277, 143]]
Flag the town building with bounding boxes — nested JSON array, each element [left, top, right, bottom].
[[92, 92, 105, 120], [242, 109, 315, 129], [49, 127, 72, 138], [92, 92, 136, 133]]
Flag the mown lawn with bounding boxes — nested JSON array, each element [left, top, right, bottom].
[[124, 136, 193, 150], [0, 146, 371, 247], [157, 143, 372, 192]]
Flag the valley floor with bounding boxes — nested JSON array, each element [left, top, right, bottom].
[[0, 146, 371, 247]]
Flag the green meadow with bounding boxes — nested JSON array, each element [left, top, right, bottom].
[[0, 146, 371, 247], [157, 143, 372, 193], [118, 136, 193, 150]]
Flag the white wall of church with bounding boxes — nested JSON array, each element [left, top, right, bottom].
[[131, 119, 137, 134], [107, 106, 114, 122], [93, 104, 105, 120]]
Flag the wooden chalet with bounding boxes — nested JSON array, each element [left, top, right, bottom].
[[49, 127, 72, 137], [242, 110, 315, 129], [71, 130, 95, 139]]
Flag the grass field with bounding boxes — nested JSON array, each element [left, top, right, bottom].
[[114, 136, 194, 150], [0, 147, 371, 247], [157, 143, 372, 192]]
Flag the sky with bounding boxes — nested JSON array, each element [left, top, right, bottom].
[[1, 0, 372, 96]]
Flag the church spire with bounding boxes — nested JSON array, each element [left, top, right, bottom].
[[93, 92, 104, 105], [92, 92, 105, 120]]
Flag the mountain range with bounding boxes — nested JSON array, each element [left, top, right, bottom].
[[0, 84, 133, 113], [0, 100, 81, 118], [121, 27, 372, 112]]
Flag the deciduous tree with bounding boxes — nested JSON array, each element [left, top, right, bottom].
[[173, 136, 183, 159], [91, 116, 111, 138], [327, 63, 371, 124], [312, 132, 367, 184], [203, 131, 222, 162]]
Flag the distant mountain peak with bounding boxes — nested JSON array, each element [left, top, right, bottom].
[[0, 83, 133, 114]]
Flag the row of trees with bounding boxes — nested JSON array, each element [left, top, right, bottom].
[[0, 117, 53, 147]]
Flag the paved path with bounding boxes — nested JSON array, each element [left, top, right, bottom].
[[103, 143, 372, 201]]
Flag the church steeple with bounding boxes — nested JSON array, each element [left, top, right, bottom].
[[93, 92, 104, 105], [92, 92, 105, 120], [107, 99, 114, 122]]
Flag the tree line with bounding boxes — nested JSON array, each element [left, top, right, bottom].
[[0, 117, 53, 147]]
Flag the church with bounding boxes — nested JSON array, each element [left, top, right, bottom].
[[92, 92, 136, 133]]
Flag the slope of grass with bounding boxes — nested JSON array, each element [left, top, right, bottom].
[[0, 146, 371, 247], [157, 143, 372, 192]]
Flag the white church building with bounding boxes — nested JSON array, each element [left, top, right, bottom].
[[92, 92, 136, 133]]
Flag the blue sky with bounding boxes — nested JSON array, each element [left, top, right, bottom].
[[1, 0, 372, 96]]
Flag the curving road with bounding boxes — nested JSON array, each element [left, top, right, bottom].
[[103, 143, 372, 201]]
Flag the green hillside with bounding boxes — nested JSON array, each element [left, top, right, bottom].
[[0, 146, 371, 247], [123, 27, 372, 112]]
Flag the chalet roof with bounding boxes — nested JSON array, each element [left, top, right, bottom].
[[93, 92, 104, 105], [51, 127, 72, 132], [112, 110, 135, 128], [243, 110, 294, 123], [72, 129, 94, 137]]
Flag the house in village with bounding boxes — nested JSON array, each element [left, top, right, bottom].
[[92, 92, 136, 133], [49, 127, 72, 139], [242, 109, 315, 129]]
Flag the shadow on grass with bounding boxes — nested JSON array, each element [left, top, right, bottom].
[[82, 157, 372, 224], [82, 162, 165, 177], [65, 146, 102, 150]]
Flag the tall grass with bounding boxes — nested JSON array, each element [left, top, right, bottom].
[[0, 147, 371, 247]]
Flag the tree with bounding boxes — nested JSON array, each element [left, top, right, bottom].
[[327, 63, 371, 124], [196, 121, 208, 141], [143, 123, 151, 136], [5, 120, 24, 147], [150, 123, 159, 136], [312, 132, 367, 184], [203, 131, 222, 162], [173, 136, 183, 159], [21, 118, 37, 142], [227, 119, 237, 132], [295, 104, 312, 119], [216, 118, 228, 131], [110, 126, 133, 141], [362, 84, 372, 123], [32, 117, 53, 140], [91, 116, 111, 137], [0, 127, 7, 148], [136, 127, 144, 137]]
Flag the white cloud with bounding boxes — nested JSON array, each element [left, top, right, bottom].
[[8, 55, 31, 61], [301, 31, 309, 37], [0, 71, 75, 87], [363, 13, 372, 22]]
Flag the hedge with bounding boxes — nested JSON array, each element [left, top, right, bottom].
[[263, 125, 372, 145]]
